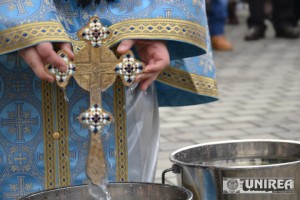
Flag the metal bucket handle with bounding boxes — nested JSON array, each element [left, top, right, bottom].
[[161, 164, 181, 184]]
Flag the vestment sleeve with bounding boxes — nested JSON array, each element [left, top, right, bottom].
[[54, 0, 210, 61], [0, 0, 70, 55], [54, 0, 218, 106], [105, 0, 207, 60]]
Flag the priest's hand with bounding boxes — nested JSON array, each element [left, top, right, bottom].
[[19, 42, 74, 82], [117, 40, 170, 91]]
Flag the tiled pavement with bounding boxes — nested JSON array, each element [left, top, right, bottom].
[[155, 15, 300, 184]]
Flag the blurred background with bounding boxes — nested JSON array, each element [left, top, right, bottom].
[[155, 0, 300, 184]]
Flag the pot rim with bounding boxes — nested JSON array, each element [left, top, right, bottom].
[[169, 139, 300, 169], [19, 182, 193, 200]]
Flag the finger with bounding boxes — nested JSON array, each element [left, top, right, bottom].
[[135, 72, 158, 83], [57, 42, 75, 61], [20, 47, 54, 82], [36, 42, 67, 72], [144, 60, 169, 73], [135, 73, 159, 91], [117, 40, 136, 54], [140, 76, 157, 91]]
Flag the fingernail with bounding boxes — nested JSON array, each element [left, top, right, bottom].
[[70, 52, 75, 60], [117, 44, 127, 52]]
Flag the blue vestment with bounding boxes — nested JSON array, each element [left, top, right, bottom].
[[0, 0, 218, 198]]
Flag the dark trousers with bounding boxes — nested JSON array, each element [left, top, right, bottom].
[[207, 0, 228, 36], [247, 0, 297, 29], [295, 0, 300, 24]]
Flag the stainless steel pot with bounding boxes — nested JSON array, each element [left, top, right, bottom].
[[164, 139, 300, 200], [18, 182, 193, 200]]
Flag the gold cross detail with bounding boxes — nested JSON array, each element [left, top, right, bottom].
[[74, 17, 117, 185], [72, 17, 144, 185], [47, 16, 144, 185]]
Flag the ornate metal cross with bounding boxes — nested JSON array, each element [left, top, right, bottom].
[[46, 17, 144, 185]]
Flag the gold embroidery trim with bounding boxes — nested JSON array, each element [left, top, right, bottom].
[[56, 86, 71, 187], [157, 67, 218, 97], [0, 22, 70, 54], [114, 77, 128, 181], [107, 18, 207, 51], [42, 81, 56, 189]]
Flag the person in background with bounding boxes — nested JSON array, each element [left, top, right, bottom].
[[207, 0, 233, 51], [295, 0, 300, 26], [228, 0, 239, 25], [245, 0, 300, 41]]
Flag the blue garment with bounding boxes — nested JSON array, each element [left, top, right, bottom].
[[0, 0, 218, 199], [207, 0, 228, 36]]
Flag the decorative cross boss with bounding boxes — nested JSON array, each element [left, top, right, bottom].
[[45, 51, 76, 101]]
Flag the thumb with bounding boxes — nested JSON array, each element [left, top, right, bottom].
[[117, 40, 135, 54]]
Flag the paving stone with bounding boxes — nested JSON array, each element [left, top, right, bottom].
[[172, 132, 208, 141], [242, 126, 286, 135], [232, 134, 281, 140], [201, 105, 239, 113], [156, 159, 174, 170], [176, 125, 219, 133], [231, 108, 269, 116], [238, 103, 275, 110], [194, 137, 236, 144], [160, 122, 192, 129], [268, 106, 300, 113], [159, 142, 194, 152], [162, 115, 199, 123], [273, 131, 300, 139], [157, 151, 171, 160], [278, 123, 300, 131], [159, 136, 172, 144], [189, 119, 228, 126], [214, 122, 256, 130], [176, 105, 206, 111], [227, 115, 264, 122], [202, 129, 248, 138], [193, 112, 236, 120]]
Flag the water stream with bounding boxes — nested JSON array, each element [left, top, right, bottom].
[[88, 179, 112, 200]]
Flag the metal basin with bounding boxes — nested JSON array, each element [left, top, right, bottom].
[[167, 139, 300, 200], [19, 182, 193, 200]]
